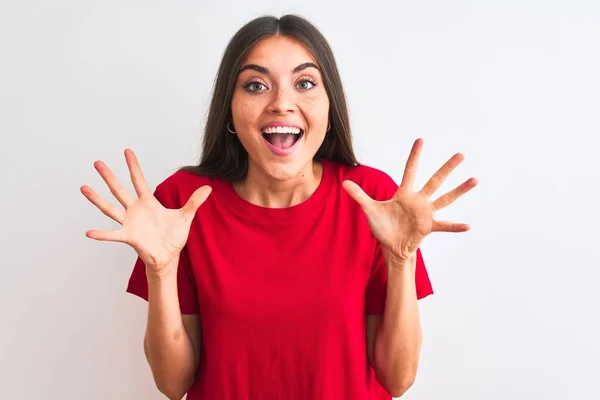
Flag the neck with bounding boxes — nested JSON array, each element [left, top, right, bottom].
[[234, 161, 323, 208]]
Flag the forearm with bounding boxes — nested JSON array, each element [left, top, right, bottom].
[[144, 257, 197, 399], [373, 252, 422, 397]]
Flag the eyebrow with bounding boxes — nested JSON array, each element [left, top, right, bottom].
[[238, 62, 320, 75]]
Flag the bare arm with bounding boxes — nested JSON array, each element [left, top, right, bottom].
[[143, 257, 202, 400], [348, 139, 475, 397], [81, 150, 210, 399], [367, 252, 421, 398]]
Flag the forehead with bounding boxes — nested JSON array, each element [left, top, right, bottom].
[[242, 35, 318, 70]]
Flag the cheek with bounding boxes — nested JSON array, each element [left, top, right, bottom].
[[303, 96, 330, 127], [231, 95, 246, 118], [231, 99, 260, 128]]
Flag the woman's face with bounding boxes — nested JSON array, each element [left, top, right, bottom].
[[231, 35, 330, 182]]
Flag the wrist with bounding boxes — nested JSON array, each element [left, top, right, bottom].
[[382, 247, 417, 272], [145, 264, 179, 306], [145, 259, 179, 283]]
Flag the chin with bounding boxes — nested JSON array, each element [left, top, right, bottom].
[[262, 159, 308, 181], [245, 133, 323, 182]]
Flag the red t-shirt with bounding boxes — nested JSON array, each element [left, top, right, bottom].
[[127, 160, 433, 399]]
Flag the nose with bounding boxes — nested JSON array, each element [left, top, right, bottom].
[[268, 85, 296, 114]]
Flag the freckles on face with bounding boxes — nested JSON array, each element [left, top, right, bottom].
[[232, 100, 259, 130]]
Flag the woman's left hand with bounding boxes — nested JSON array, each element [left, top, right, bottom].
[[343, 138, 478, 263]]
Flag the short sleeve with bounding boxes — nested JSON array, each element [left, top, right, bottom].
[[360, 166, 434, 315], [125, 183, 200, 314], [365, 247, 433, 315]]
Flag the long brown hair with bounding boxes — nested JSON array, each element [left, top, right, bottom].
[[181, 14, 358, 181]]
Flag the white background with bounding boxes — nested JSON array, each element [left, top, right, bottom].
[[1, 1, 599, 399]]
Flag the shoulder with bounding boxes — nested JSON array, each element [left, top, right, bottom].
[[327, 161, 398, 202], [153, 169, 216, 208]]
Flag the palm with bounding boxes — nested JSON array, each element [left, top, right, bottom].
[[81, 149, 211, 272], [119, 197, 191, 268], [366, 190, 433, 254], [343, 139, 477, 260]]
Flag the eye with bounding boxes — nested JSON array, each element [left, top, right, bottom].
[[296, 78, 317, 91], [244, 81, 268, 92]]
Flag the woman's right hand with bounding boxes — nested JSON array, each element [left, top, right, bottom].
[[81, 149, 212, 276]]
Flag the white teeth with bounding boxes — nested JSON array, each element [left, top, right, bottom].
[[262, 126, 302, 134]]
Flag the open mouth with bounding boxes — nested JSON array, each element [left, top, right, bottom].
[[261, 127, 305, 150]]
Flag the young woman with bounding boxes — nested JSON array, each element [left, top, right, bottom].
[[81, 14, 476, 400]]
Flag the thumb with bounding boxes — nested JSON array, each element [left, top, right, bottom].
[[342, 180, 374, 212], [181, 185, 212, 220]]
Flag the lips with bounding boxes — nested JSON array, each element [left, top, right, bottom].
[[257, 121, 305, 156]]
